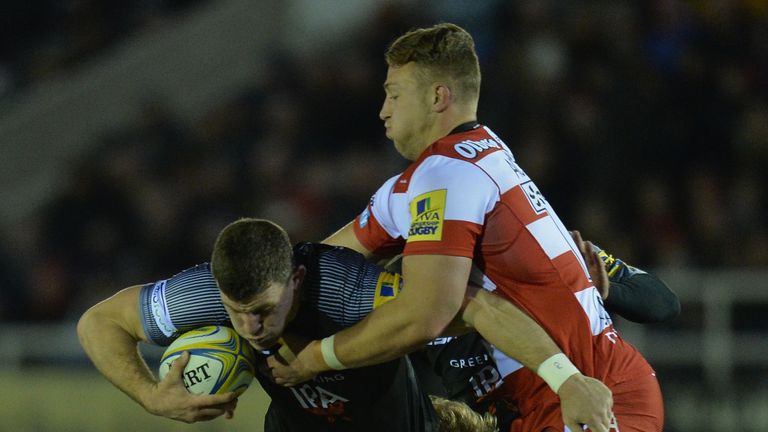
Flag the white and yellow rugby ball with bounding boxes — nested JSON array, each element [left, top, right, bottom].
[[159, 326, 256, 396]]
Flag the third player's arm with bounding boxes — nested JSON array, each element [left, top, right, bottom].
[[572, 230, 680, 323], [605, 273, 680, 323]]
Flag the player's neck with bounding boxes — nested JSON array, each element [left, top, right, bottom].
[[419, 110, 477, 154]]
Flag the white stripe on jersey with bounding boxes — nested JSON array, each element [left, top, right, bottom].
[[410, 155, 498, 224], [370, 174, 401, 240], [149, 280, 177, 337], [474, 150, 527, 194], [574, 287, 613, 336], [526, 217, 571, 260]]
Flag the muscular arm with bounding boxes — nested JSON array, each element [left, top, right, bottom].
[[77, 286, 156, 406], [460, 286, 560, 370], [268, 254, 469, 378], [335, 254, 471, 366], [323, 221, 373, 258], [457, 287, 614, 432], [77, 285, 236, 423]]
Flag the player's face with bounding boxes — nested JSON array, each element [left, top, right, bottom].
[[220, 270, 300, 351], [380, 62, 434, 160]]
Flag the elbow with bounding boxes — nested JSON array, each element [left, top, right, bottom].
[[76, 307, 96, 348], [77, 304, 109, 349], [657, 292, 681, 322], [650, 278, 681, 323], [637, 292, 681, 323], [423, 321, 447, 342], [405, 317, 447, 346]]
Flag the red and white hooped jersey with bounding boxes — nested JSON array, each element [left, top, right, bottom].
[[353, 124, 653, 415]]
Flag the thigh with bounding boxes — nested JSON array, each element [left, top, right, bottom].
[[512, 373, 664, 432], [611, 373, 665, 432]]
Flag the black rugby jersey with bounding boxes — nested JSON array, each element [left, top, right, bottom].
[[139, 242, 438, 432]]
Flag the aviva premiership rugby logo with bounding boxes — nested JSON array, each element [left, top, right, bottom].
[[408, 189, 446, 241], [373, 272, 402, 309]]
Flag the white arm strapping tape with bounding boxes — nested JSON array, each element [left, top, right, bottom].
[[320, 335, 347, 370], [537, 353, 581, 393]]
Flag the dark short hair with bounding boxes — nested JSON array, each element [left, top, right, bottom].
[[385, 23, 481, 104], [210, 218, 293, 302]]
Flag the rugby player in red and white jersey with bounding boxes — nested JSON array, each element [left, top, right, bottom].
[[268, 23, 663, 431]]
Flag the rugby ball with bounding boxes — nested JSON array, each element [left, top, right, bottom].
[[158, 326, 256, 396]]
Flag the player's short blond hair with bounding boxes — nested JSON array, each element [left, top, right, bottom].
[[385, 23, 481, 105], [430, 395, 498, 432]]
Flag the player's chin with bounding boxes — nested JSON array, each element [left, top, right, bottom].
[[248, 336, 278, 351]]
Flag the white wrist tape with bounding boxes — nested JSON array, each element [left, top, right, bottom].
[[320, 335, 347, 370], [537, 353, 580, 393]]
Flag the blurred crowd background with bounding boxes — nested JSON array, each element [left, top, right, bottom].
[[3, 0, 767, 321], [0, 1, 766, 430]]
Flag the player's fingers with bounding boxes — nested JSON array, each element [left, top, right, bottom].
[[591, 249, 602, 267], [266, 355, 280, 368], [225, 409, 234, 419], [273, 376, 298, 387], [592, 252, 604, 274], [565, 421, 583, 432], [571, 230, 585, 252], [587, 414, 610, 432], [225, 400, 239, 420], [584, 241, 595, 261], [277, 343, 297, 363], [168, 351, 190, 379], [273, 375, 288, 386], [191, 391, 238, 408], [194, 408, 228, 421]]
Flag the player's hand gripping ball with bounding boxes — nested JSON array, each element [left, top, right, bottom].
[[159, 326, 256, 395]]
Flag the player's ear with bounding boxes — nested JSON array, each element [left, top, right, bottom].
[[291, 265, 307, 288], [432, 83, 452, 113]]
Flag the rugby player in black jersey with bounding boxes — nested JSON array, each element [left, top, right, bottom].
[[78, 219, 470, 431], [77, 218, 677, 431]]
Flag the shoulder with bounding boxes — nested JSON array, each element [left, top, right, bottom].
[[294, 242, 371, 278], [430, 125, 509, 162], [406, 127, 508, 183]]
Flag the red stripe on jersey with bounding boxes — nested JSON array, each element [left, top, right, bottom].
[[473, 200, 557, 282], [354, 208, 404, 256], [402, 219, 481, 258], [503, 186, 549, 226]]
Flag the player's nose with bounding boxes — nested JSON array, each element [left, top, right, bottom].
[[241, 314, 263, 335], [379, 100, 391, 121]]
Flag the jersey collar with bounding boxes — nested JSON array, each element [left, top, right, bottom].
[[448, 121, 480, 136]]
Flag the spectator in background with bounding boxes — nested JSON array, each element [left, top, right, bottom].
[[3, 1, 766, 324]]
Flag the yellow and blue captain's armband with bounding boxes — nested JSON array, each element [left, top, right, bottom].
[[373, 271, 402, 309]]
